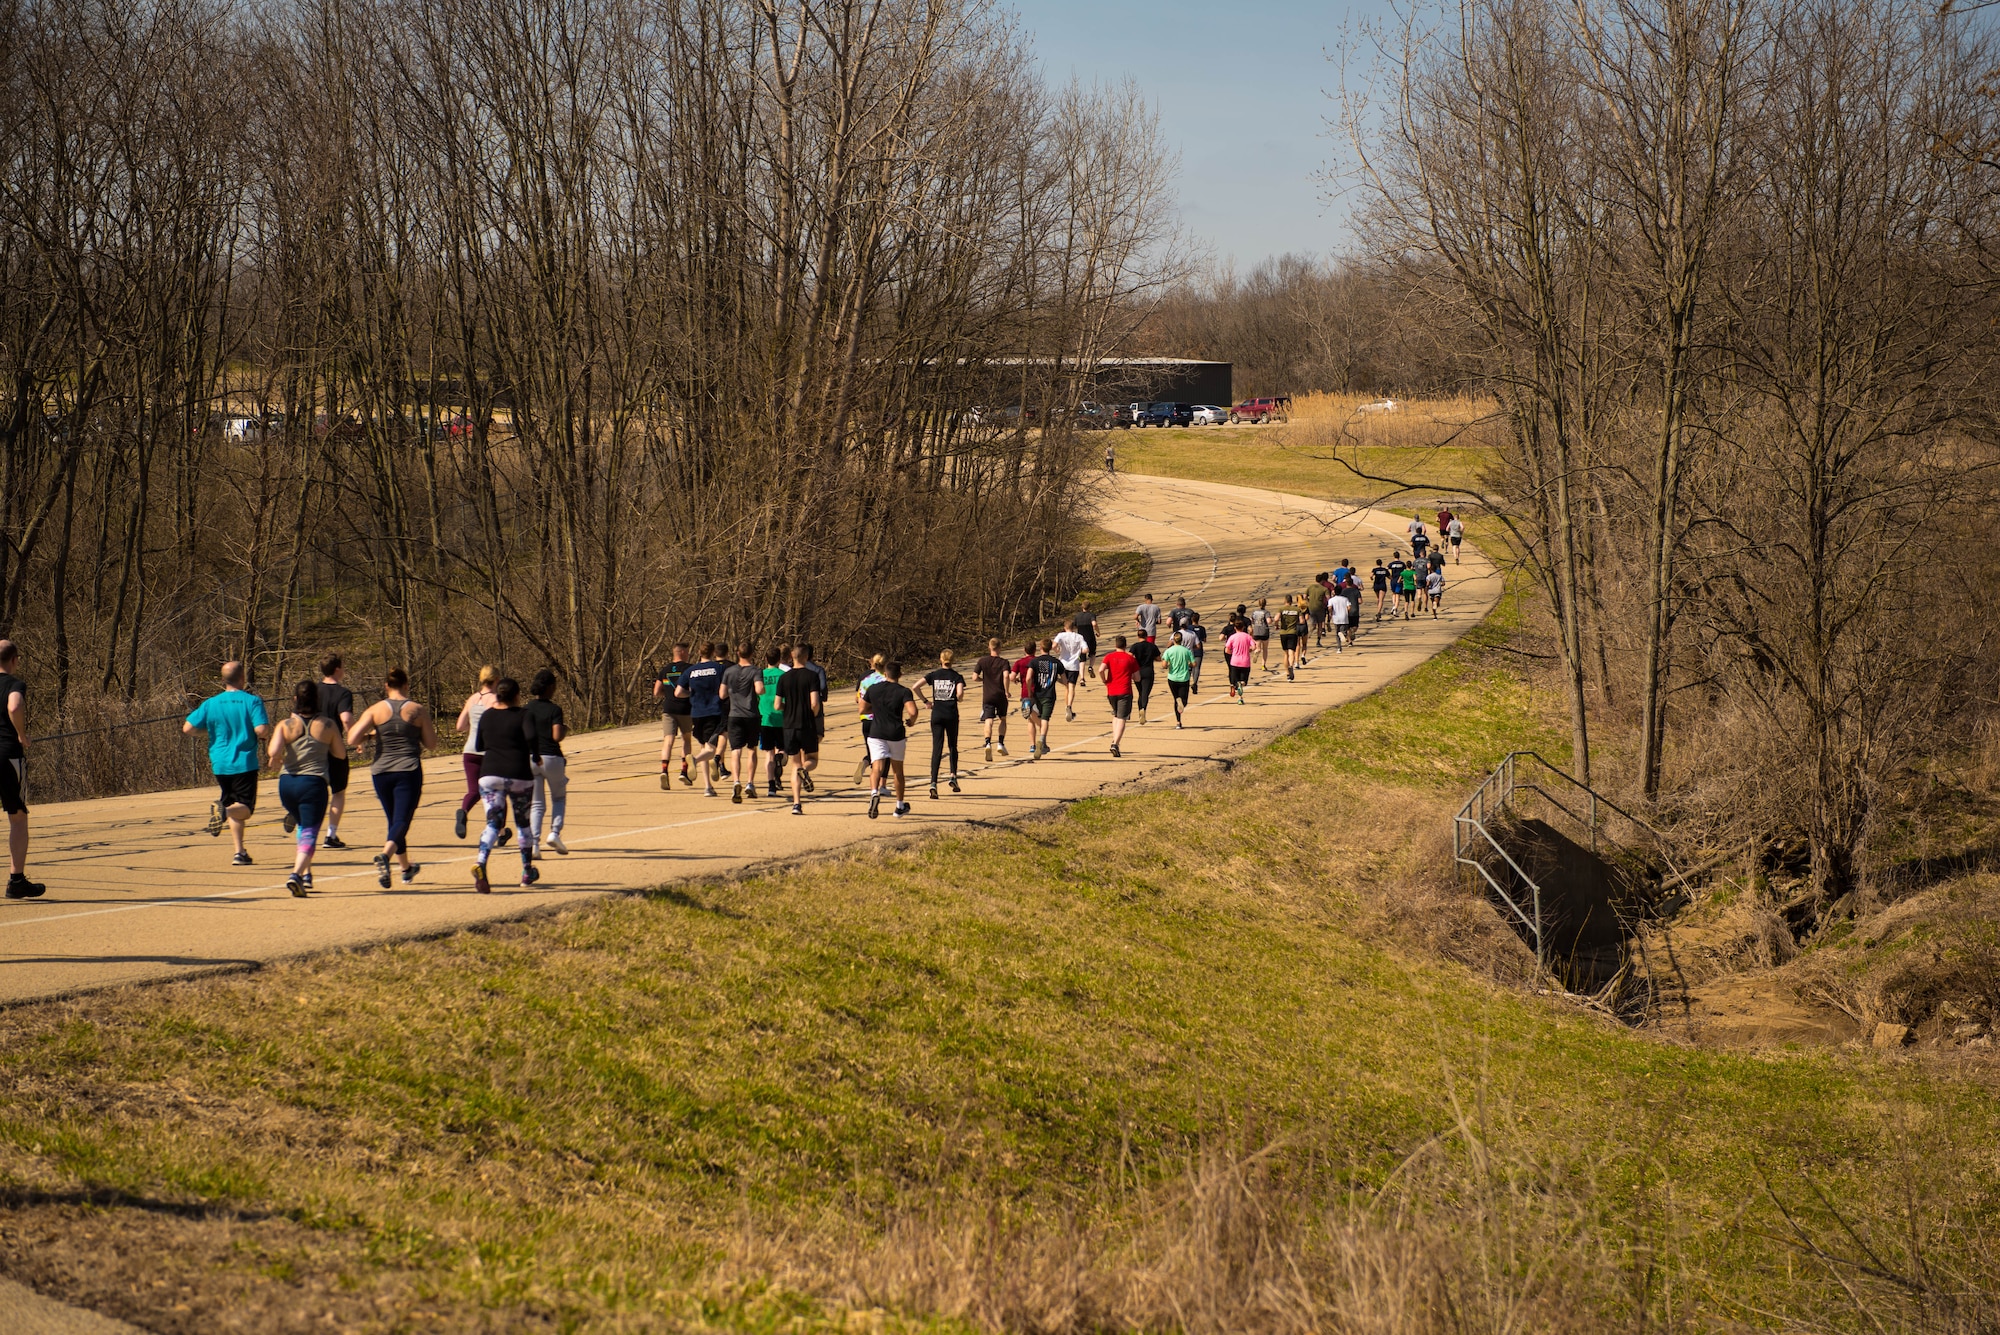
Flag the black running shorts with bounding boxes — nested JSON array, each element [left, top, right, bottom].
[[782, 728, 818, 757], [1058, 667, 1079, 685], [727, 716, 760, 750], [0, 757, 24, 816], [215, 770, 257, 813], [759, 724, 784, 751], [980, 698, 1009, 722], [692, 715, 724, 745], [1279, 633, 1299, 650], [1228, 664, 1250, 687], [1108, 694, 1133, 720], [327, 756, 350, 794]]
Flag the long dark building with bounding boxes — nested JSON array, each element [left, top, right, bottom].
[[1087, 358, 1233, 405]]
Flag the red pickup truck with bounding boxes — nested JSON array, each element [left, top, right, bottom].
[[1229, 396, 1292, 424]]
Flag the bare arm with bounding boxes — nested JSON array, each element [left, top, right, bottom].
[[415, 705, 440, 751], [8, 690, 27, 750], [345, 701, 384, 750], [265, 719, 291, 768]]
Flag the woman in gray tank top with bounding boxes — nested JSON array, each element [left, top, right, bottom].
[[347, 667, 440, 888], [266, 679, 347, 897], [454, 666, 500, 842]]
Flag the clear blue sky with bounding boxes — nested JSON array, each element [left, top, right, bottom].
[[1008, 0, 1387, 272]]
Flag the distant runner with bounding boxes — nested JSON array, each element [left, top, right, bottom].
[[0, 641, 43, 899], [863, 661, 918, 819], [1168, 596, 1195, 643], [454, 667, 500, 841], [1411, 520, 1430, 564], [346, 667, 437, 888], [677, 643, 727, 798], [1385, 553, 1409, 620], [470, 676, 540, 892], [1163, 631, 1194, 728], [757, 646, 788, 800], [1400, 562, 1420, 615], [654, 643, 695, 788], [853, 653, 887, 787], [1225, 620, 1255, 703], [974, 638, 1012, 761], [1449, 515, 1465, 563], [1073, 601, 1099, 672], [316, 655, 355, 849], [266, 679, 345, 897], [1332, 584, 1355, 652], [1249, 598, 1274, 673], [1307, 578, 1329, 648], [1372, 557, 1391, 622], [1028, 639, 1062, 759], [1134, 592, 1161, 644], [524, 669, 569, 856], [1130, 630, 1161, 725], [723, 643, 762, 804], [184, 660, 270, 867], [1426, 565, 1445, 616], [1100, 635, 1137, 757], [918, 649, 966, 798], [1277, 595, 1304, 680], [776, 646, 821, 815], [1185, 612, 1207, 696], [1052, 618, 1089, 722]]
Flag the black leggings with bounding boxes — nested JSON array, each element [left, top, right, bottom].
[[1136, 674, 1155, 711], [930, 717, 960, 783]]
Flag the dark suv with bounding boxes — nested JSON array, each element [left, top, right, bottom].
[[1139, 401, 1194, 428]]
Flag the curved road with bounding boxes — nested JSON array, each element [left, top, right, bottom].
[[0, 476, 1499, 1005]]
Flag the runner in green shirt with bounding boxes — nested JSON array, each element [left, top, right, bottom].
[[756, 647, 789, 799], [1163, 634, 1195, 729], [1400, 565, 1419, 614]]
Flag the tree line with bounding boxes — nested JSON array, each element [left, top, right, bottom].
[[0, 0, 1177, 733], [1351, 0, 2000, 916]]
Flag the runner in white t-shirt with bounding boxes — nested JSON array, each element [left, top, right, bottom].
[[1052, 618, 1090, 722]]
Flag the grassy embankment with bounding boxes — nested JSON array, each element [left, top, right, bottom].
[[1, 588, 1997, 1331], [1114, 392, 1497, 502]]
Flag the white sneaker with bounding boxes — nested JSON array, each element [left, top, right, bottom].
[[548, 835, 568, 856]]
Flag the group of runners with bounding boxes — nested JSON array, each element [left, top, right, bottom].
[[0, 512, 1469, 900]]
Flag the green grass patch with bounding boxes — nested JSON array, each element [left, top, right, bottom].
[[1114, 426, 1494, 500]]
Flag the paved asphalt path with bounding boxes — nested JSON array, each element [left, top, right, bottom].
[[0, 475, 1498, 1005]]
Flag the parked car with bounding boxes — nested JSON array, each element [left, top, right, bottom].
[[1229, 395, 1293, 424], [1139, 401, 1195, 428], [1072, 401, 1117, 430], [1191, 404, 1229, 426]]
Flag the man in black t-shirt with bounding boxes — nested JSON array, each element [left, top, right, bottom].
[[0, 640, 42, 899], [318, 654, 356, 848], [775, 646, 822, 815], [653, 642, 694, 789], [1028, 640, 1062, 760], [1129, 634, 1161, 724], [918, 650, 967, 799], [862, 661, 919, 819], [973, 637, 1012, 762], [721, 644, 763, 804], [1073, 603, 1099, 669]]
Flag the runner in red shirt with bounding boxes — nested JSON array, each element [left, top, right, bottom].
[[1100, 635, 1138, 757]]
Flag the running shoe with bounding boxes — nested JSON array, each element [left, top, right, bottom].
[[732, 782, 743, 804], [231, 851, 253, 866], [472, 864, 490, 894], [868, 789, 882, 819], [1109, 744, 1121, 757], [374, 854, 391, 889], [928, 784, 938, 801], [660, 771, 673, 791], [1287, 669, 1294, 681], [767, 784, 781, 800], [791, 803, 803, 816], [401, 863, 421, 884], [521, 865, 541, 887], [894, 802, 910, 817], [205, 803, 225, 837], [1138, 709, 1147, 724], [302, 871, 313, 891], [1175, 720, 1184, 729], [997, 743, 1009, 756], [323, 834, 346, 850], [681, 767, 693, 787], [948, 777, 960, 793], [454, 808, 467, 839], [283, 811, 297, 835], [286, 873, 307, 898], [984, 743, 994, 762], [801, 772, 815, 792], [548, 835, 568, 856], [5, 873, 46, 900], [1066, 708, 1075, 722], [497, 827, 513, 847], [1239, 695, 1246, 705]]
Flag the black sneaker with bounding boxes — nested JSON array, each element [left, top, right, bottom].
[[454, 808, 467, 839], [472, 864, 490, 894], [282, 812, 297, 835], [5, 873, 46, 900], [1110, 744, 1121, 757], [801, 772, 815, 793], [792, 803, 803, 816], [323, 834, 346, 849], [375, 854, 392, 889], [497, 827, 513, 847], [868, 790, 882, 820], [302, 871, 313, 891], [680, 767, 693, 787], [286, 873, 307, 898], [401, 863, 421, 885], [521, 864, 541, 887], [928, 785, 938, 801], [231, 851, 253, 866], [894, 802, 910, 817], [948, 777, 960, 793], [205, 802, 226, 836]]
